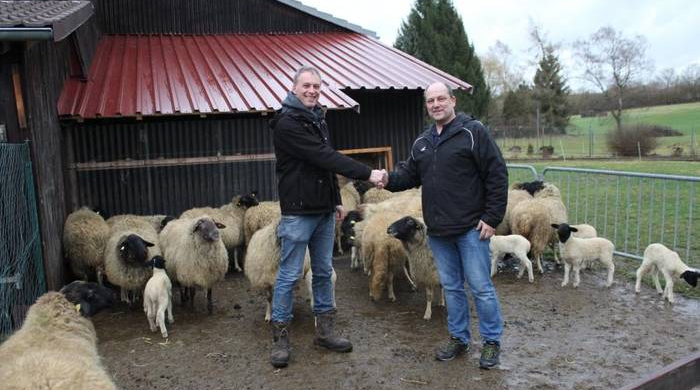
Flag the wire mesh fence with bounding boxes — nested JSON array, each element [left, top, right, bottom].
[[0, 142, 46, 340]]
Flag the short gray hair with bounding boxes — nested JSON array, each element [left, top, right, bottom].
[[424, 82, 454, 98], [293, 66, 322, 85]]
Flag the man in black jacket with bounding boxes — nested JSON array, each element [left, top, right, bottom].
[[268, 66, 385, 368], [383, 82, 508, 369]]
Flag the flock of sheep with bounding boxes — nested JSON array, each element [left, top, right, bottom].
[[1, 179, 698, 389]]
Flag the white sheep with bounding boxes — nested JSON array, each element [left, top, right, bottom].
[[0, 281, 116, 390], [495, 186, 534, 235], [571, 223, 597, 239], [244, 217, 312, 321], [104, 214, 161, 303], [243, 200, 281, 246], [387, 215, 445, 320], [510, 199, 551, 274], [490, 234, 534, 283], [635, 243, 700, 303], [159, 215, 228, 314], [533, 182, 568, 263], [63, 206, 109, 283], [181, 192, 259, 272], [143, 255, 174, 338], [551, 223, 615, 288]]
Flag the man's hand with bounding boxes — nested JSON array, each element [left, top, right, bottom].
[[335, 205, 347, 223], [381, 169, 389, 187], [368, 169, 386, 189], [475, 220, 495, 240]]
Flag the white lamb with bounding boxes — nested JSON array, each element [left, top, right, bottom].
[[0, 281, 116, 390], [551, 223, 615, 288], [143, 255, 174, 338], [635, 243, 700, 304], [490, 234, 534, 283]]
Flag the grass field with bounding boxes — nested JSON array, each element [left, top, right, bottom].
[[505, 159, 700, 299], [497, 102, 700, 158]]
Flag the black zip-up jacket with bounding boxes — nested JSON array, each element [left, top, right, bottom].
[[270, 94, 372, 215], [386, 113, 508, 236]]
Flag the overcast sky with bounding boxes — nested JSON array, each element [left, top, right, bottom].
[[298, 0, 700, 91]]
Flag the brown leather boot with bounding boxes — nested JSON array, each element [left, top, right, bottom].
[[270, 322, 290, 368], [313, 311, 352, 352]]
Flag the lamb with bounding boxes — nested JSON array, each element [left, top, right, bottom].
[[571, 223, 597, 239], [104, 214, 161, 303], [0, 281, 116, 390], [335, 182, 362, 254], [143, 255, 174, 338], [181, 192, 259, 272], [635, 243, 700, 304], [340, 210, 363, 270], [63, 206, 109, 283], [244, 217, 313, 321], [159, 215, 228, 314], [490, 234, 534, 283], [243, 200, 281, 246], [387, 215, 445, 320], [551, 223, 615, 288]]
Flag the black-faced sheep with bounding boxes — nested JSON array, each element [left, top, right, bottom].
[[387, 215, 444, 320], [340, 210, 363, 270], [63, 206, 109, 283], [0, 281, 116, 390], [144, 255, 174, 338], [551, 223, 615, 288], [180, 192, 258, 272], [159, 215, 228, 314], [635, 243, 700, 303]]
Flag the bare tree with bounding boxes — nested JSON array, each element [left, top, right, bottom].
[[655, 68, 678, 89], [481, 41, 523, 96], [574, 26, 652, 131]]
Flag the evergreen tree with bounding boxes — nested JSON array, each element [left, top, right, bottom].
[[395, 0, 490, 119], [533, 48, 570, 134]]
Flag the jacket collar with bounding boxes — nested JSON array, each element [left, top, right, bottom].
[[280, 91, 325, 124], [425, 112, 474, 145]]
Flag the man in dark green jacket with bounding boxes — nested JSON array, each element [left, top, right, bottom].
[[268, 66, 385, 368]]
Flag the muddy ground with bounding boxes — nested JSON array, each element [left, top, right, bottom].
[[93, 255, 700, 390]]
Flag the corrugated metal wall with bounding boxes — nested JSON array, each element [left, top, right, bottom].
[[92, 0, 349, 34], [67, 90, 425, 217]]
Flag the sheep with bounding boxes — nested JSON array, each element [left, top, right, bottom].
[[494, 186, 533, 235], [362, 187, 394, 204], [490, 234, 534, 283], [104, 214, 161, 304], [63, 206, 109, 283], [387, 215, 445, 320], [551, 223, 615, 288], [0, 281, 116, 390], [159, 215, 228, 314], [635, 243, 700, 304], [244, 217, 312, 322], [360, 210, 410, 302], [335, 182, 362, 254], [143, 255, 174, 338], [340, 210, 363, 270], [510, 199, 551, 274], [243, 200, 281, 246], [181, 192, 259, 272], [533, 182, 568, 263], [571, 223, 597, 239]]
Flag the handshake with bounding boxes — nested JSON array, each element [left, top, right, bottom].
[[368, 169, 389, 189]]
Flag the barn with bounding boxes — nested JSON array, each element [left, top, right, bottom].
[[1, 0, 471, 292]]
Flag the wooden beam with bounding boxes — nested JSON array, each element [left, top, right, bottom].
[[617, 351, 700, 390], [11, 63, 26, 130], [339, 146, 394, 171], [68, 152, 277, 172]]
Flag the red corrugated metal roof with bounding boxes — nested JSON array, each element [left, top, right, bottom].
[[58, 33, 472, 119]]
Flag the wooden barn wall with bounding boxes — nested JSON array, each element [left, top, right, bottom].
[[329, 89, 425, 163], [67, 91, 424, 218], [92, 0, 349, 34], [21, 40, 73, 291]]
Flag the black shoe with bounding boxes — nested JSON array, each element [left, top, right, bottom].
[[270, 322, 290, 368], [479, 341, 500, 369], [435, 336, 469, 361], [314, 311, 353, 353]]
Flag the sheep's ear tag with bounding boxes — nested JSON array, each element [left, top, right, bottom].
[[119, 244, 126, 252], [237, 202, 241, 207], [350, 221, 356, 226], [74, 303, 82, 313]]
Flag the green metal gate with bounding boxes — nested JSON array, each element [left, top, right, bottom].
[[0, 142, 45, 339]]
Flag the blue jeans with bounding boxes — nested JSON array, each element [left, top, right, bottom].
[[271, 212, 336, 323], [428, 229, 503, 344]]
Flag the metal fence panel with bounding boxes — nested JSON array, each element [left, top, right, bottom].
[[0, 142, 46, 339]]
